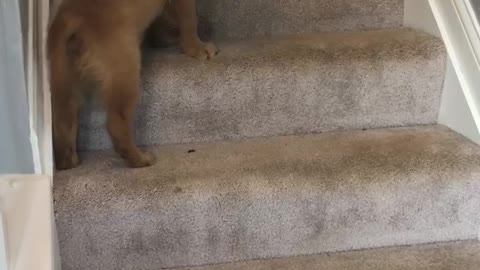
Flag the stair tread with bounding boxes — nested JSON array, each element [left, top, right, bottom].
[[79, 28, 446, 150], [55, 125, 480, 269], [145, 28, 441, 64], [183, 241, 480, 270], [59, 125, 479, 200]]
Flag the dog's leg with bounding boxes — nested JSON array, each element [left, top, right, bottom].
[[49, 32, 82, 170], [52, 77, 82, 170], [174, 0, 217, 59], [99, 38, 155, 168]]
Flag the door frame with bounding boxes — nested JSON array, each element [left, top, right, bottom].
[[26, 0, 53, 177]]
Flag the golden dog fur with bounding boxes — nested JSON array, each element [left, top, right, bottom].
[[48, 0, 217, 170]]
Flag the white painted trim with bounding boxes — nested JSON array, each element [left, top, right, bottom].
[[39, 0, 54, 178], [0, 213, 8, 270], [429, 0, 480, 144], [461, 1, 480, 60], [25, 0, 54, 177], [26, 0, 42, 174]]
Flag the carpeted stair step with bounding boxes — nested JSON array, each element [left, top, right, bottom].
[[55, 125, 480, 270], [182, 241, 480, 270], [196, 0, 404, 40], [78, 28, 446, 151]]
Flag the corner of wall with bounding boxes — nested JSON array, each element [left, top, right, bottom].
[[404, 0, 441, 37], [405, 0, 480, 144]]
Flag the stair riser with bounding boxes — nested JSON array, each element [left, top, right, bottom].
[[78, 34, 446, 151], [57, 191, 480, 270], [197, 0, 404, 40]]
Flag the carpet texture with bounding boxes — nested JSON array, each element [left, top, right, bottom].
[[196, 0, 404, 40], [55, 126, 480, 270], [78, 28, 446, 151], [184, 241, 480, 270]]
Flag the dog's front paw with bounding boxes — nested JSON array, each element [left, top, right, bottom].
[[182, 41, 218, 60], [126, 151, 156, 168]]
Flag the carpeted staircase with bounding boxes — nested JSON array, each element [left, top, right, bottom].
[[54, 1, 480, 269]]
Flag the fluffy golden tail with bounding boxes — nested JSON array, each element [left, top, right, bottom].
[[47, 12, 83, 169], [47, 13, 82, 95]]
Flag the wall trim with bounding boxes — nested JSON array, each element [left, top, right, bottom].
[[26, 0, 53, 177], [429, 0, 480, 144]]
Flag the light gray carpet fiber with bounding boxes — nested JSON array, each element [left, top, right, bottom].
[[78, 28, 446, 151], [55, 126, 480, 270], [184, 241, 480, 270], [196, 0, 404, 40]]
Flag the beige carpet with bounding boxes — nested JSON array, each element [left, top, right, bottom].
[[55, 126, 480, 269], [196, 0, 404, 39], [78, 28, 445, 150], [55, 2, 457, 269], [184, 241, 480, 270]]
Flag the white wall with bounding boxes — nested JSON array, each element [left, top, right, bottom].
[[405, 0, 480, 144], [0, 0, 35, 174], [404, 0, 441, 36], [438, 62, 480, 142]]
